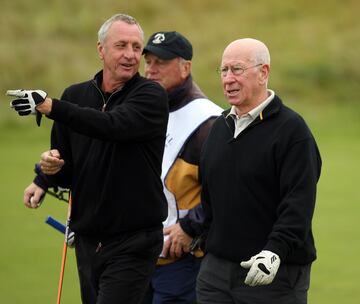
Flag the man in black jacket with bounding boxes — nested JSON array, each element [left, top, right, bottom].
[[8, 14, 168, 304], [20, 31, 222, 304], [196, 38, 322, 304]]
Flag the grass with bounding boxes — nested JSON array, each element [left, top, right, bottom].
[[0, 0, 359, 303], [293, 102, 360, 304]]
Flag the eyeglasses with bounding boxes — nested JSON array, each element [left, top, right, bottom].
[[217, 63, 262, 77]]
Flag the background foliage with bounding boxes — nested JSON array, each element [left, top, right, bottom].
[[0, 0, 359, 303]]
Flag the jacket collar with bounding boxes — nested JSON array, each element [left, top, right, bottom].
[[222, 94, 283, 133], [167, 75, 206, 111], [93, 70, 141, 94]]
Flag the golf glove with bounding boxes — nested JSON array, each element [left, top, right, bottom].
[[240, 250, 280, 286], [66, 229, 75, 248], [7, 89, 47, 126]]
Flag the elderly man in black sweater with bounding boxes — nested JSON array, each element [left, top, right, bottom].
[[196, 38, 322, 304]]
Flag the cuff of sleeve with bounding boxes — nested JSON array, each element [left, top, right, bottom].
[[264, 240, 288, 262], [33, 163, 51, 191], [33, 174, 49, 191], [47, 99, 72, 123], [179, 218, 196, 238]]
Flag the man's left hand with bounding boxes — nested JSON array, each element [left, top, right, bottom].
[[162, 223, 192, 259], [24, 182, 46, 209], [240, 250, 281, 286]]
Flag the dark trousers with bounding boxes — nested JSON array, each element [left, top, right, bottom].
[[74, 228, 163, 304], [142, 254, 201, 304], [196, 253, 311, 304]]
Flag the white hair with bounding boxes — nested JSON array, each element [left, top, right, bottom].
[[252, 46, 271, 65], [245, 38, 271, 65]]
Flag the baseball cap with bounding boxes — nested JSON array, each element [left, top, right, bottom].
[[143, 31, 193, 60]]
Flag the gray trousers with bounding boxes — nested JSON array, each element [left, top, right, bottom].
[[196, 253, 311, 304]]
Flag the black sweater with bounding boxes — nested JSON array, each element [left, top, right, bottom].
[[47, 72, 169, 238], [200, 95, 321, 264]]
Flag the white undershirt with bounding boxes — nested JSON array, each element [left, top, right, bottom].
[[227, 90, 275, 138]]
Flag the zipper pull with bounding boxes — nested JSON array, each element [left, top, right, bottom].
[[101, 104, 106, 112], [95, 242, 102, 253]]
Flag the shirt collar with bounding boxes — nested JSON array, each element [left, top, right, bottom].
[[226, 89, 275, 120]]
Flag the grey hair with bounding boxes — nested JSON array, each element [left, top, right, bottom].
[[97, 14, 144, 43], [251, 45, 271, 66]]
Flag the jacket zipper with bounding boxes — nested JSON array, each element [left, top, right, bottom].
[[92, 80, 122, 112], [95, 242, 102, 253]]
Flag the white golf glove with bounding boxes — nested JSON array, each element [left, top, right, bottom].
[[240, 250, 281, 286], [66, 230, 75, 248], [7, 89, 47, 126]]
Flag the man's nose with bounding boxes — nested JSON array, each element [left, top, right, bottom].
[[123, 46, 136, 58], [222, 72, 236, 84]]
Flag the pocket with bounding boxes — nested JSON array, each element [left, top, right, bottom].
[[101, 228, 163, 259], [136, 228, 163, 259], [145, 228, 163, 245], [284, 264, 311, 290]]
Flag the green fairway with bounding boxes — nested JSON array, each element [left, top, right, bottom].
[[1, 0, 359, 303]]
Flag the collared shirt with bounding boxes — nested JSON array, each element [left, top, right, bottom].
[[227, 89, 275, 138]]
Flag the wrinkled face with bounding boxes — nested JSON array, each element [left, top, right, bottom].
[[220, 45, 264, 109], [97, 21, 143, 85], [144, 53, 190, 92]]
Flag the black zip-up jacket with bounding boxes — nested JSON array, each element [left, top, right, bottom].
[[34, 75, 215, 243], [200, 95, 322, 264], [47, 71, 169, 239]]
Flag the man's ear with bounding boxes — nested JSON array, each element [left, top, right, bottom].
[[259, 64, 270, 85], [97, 41, 104, 60], [180, 60, 192, 79]]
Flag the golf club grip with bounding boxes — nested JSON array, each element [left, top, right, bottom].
[[45, 216, 66, 234]]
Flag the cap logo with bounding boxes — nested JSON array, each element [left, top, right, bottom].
[[152, 33, 165, 44]]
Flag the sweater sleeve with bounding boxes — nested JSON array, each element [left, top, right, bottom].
[[198, 163, 212, 250], [264, 118, 322, 261], [48, 81, 168, 143], [197, 122, 215, 247]]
